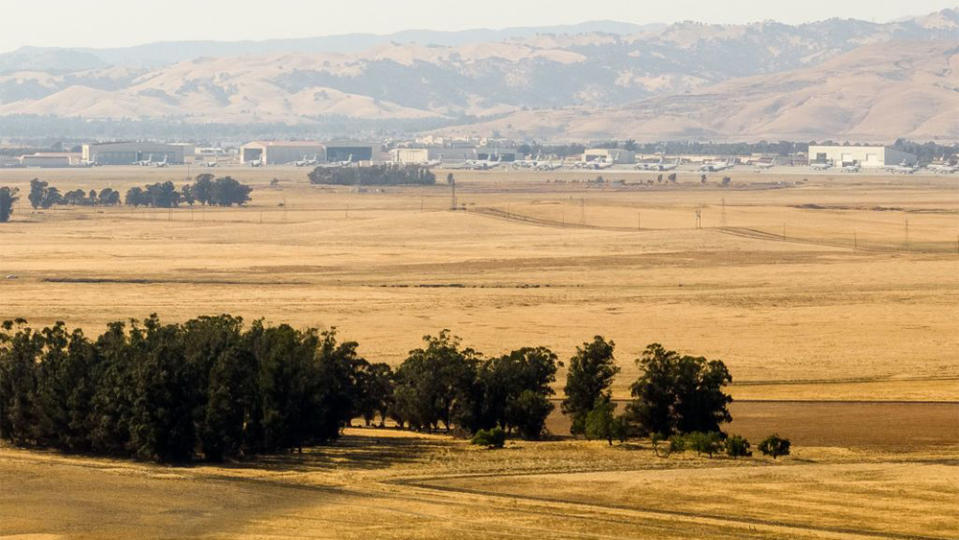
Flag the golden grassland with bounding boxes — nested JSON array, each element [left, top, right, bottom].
[[1, 166, 957, 538], [1, 166, 956, 401], [1, 428, 956, 539]]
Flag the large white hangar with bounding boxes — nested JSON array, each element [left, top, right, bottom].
[[808, 145, 917, 168], [81, 142, 186, 165], [240, 141, 326, 165]]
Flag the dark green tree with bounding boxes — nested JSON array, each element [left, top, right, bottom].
[[725, 434, 752, 458], [584, 398, 624, 445], [193, 174, 214, 205], [0, 187, 18, 222], [125, 187, 146, 207], [561, 336, 619, 436], [686, 431, 723, 457], [0, 320, 42, 445], [758, 434, 791, 459], [209, 176, 252, 206], [626, 343, 732, 437], [28, 179, 46, 209], [392, 331, 479, 432], [477, 346, 558, 439]]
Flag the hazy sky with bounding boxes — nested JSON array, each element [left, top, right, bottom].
[[1, 0, 956, 52]]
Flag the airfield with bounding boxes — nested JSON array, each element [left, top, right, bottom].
[[1, 164, 957, 538]]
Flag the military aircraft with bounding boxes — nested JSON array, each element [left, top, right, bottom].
[[926, 162, 958, 174], [699, 158, 735, 172], [810, 160, 833, 171], [886, 160, 920, 174]]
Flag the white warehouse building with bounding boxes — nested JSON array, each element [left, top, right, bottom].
[[583, 148, 636, 164], [807, 145, 917, 168]]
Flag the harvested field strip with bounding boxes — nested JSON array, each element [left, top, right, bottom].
[[471, 206, 959, 254], [403, 474, 951, 540], [717, 227, 957, 254], [41, 277, 309, 286], [545, 400, 959, 448]]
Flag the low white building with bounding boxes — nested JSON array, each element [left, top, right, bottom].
[[240, 141, 326, 165], [390, 148, 430, 163], [807, 145, 917, 168], [20, 152, 80, 167], [583, 148, 635, 164]]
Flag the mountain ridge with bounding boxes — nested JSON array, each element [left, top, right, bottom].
[[1, 9, 958, 141]]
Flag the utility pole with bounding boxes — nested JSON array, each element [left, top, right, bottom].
[[580, 198, 585, 225], [450, 175, 457, 211], [637, 211, 641, 231], [695, 208, 702, 229], [904, 218, 910, 248], [721, 197, 727, 227]]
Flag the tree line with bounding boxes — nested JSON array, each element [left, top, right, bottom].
[[0, 315, 361, 462], [19, 175, 252, 211], [308, 164, 436, 186], [0, 317, 788, 463], [26, 179, 122, 209], [124, 175, 252, 208]]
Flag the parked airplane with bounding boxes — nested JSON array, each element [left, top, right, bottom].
[[153, 155, 168, 168], [317, 154, 356, 168], [699, 159, 735, 172], [248, 159, 263, 168], [295, 154, 320, 167], [572, 157, 614, 170], [886, 160, 920, 174], [637, 156, 680, 171], [841, 162, 860, 173], [926, 162, 958, 173], [535, 160, 562, 171], [460, 155, 503, 170], [136, 154, 154, 167], [810, 160, 833, 171]]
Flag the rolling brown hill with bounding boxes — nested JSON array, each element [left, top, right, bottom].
[[1, 10, 958, 140], [437, 41, 959, 142]]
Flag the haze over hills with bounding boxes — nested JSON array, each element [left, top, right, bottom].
[[1, 9, 958, 141], [440, 41, 959, 142]]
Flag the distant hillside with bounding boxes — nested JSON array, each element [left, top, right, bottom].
[[0, 21, 660, 71], [0, 9, 958, 140], [434, 41, 959, 142]]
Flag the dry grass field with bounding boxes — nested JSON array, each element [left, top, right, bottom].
[[1, 166, 956, 401], [1, 428, 956, 539], [1, 165, 957, 537]]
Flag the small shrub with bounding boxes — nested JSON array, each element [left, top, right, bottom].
[[725, 434, 752, 458], [758, 434, 791, 459], [651, 432, 670, 457], [668, 434, 686, 454], [687, 431, 723, 457], [471, 428, 506, 449]]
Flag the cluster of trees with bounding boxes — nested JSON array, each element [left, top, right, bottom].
[[0, 315, 369, 462], [890, 138, 959, 164], [1, 317, 790, 463], [0, 187, 18, 222], [27, 179, 122, 209], [125, 175, 252, 208], [390, 332, 558, 439], [309, 164, 436, 186], [561, 339, 740, 449]]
